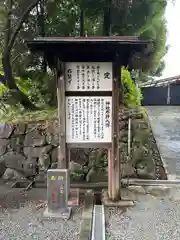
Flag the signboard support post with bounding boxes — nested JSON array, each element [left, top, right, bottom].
[[108, 56, 121, 201], [56, 63, 68, 169], [115, 60, 121, 200], [44, 63, 72, 219], [108, 149, 112, 198]]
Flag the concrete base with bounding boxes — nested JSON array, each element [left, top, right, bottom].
[[103, 199, 135, 207], [102, 190, 135, 207], [43, 207, 72, 220]]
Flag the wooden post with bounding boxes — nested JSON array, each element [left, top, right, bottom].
[[108, 149, 112, 198], [109, 54, 121, 201], [115, 62, 121, 199], [56, 63, 67, 169]]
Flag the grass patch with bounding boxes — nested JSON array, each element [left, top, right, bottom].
[[0, 107, 58, 123]]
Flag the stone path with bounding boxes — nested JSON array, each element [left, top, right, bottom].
[[146, 106, 180, 180]]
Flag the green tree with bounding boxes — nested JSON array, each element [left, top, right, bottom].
[[42, 0, 168, 78], [0, 0, 172, 107], [0, 0, 41, 109]]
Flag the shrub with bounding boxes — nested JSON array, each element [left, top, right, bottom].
[[121, 67, 142, 107], [0, 71, 55, 109]]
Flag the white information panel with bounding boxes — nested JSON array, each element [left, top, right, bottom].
[[65, 62, 112, 91], [66, 97, 112, 143]]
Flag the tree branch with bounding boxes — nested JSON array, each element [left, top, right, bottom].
[[7, 0, 41, 52], [1, 0, 40, 110]]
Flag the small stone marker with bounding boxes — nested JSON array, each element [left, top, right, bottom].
[[43, 169, 71, 219]]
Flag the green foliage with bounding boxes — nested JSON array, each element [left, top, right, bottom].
[[2, 0, 168, 80], [70, 165, 89, 181], [44, 0, 167, 79], [19, 71, 55, 107], [0, 71, 55, 107], [121, 67, 143, 108], [0, 0, 170, 112], [0, 82, 7, 95]]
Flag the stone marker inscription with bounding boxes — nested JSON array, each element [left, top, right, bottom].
[[65, 62, 112, 91], [47, 169, 69, 212], [66, 96, 112, 143]]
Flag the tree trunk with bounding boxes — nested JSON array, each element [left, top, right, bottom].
[[1, 0, 41, 110], [103, 0, 112, 36], [39, 0, 47, 72], [80, 10, 84, 36]]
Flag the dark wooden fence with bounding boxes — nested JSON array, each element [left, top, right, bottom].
[[141, 83, 180, 106]]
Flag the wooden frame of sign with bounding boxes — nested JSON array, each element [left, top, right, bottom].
[[27, 36, 151, 202], [111, 55, 121, 201], [56, 63, 68, 169], [56, 58, 121, 201]]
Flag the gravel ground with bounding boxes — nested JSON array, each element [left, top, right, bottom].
[[0, 185, 83, 240], [1, 106, 180, 239], [0, 203, 83, 240], [103, 106, 180, 239], [105, 186, 180, 240]]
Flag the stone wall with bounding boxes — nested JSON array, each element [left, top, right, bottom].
[[0, 121, 106, 181], [0, 108, 166, 182], [119, 108, 166, 180], [0, 121, 60, 180], [86, 108, 167, 182]]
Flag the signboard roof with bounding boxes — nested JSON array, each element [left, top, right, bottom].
[[28, 36, 150, 44], [27, 36, 152, 65]]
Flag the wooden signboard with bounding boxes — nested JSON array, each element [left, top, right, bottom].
[[66, 96, 112, 143], [65, 62, 112, 91], [27, 36, 151, 206], [65, 62, 112, 147]]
